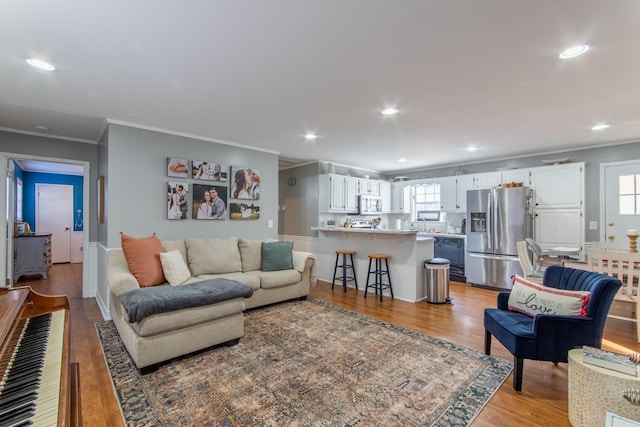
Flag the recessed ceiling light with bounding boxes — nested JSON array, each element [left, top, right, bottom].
[[591, 123, 610, 131], [467, 146, 479, 152], [558, 45, 590, 59], [398, 158, 408, 163], [26, 58, 55, 71], [304, 133, 317, 140], [381, 107, 399, 116]]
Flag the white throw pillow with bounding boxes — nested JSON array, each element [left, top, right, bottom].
[[159, 250, 191, 286], [507, 275, 590, 317]]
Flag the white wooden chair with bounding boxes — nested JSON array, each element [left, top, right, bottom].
[[517, 241, 543, 284], [588, 248, 640, 342]]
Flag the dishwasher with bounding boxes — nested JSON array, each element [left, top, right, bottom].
[[433, 236, 466, 282]]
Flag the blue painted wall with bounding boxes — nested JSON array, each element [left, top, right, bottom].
[[21, 171, 84, 231]]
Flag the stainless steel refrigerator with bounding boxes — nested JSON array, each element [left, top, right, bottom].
[[466, 187, 533, 289]]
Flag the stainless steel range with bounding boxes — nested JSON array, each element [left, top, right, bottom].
[[350, 220, 373, 228]]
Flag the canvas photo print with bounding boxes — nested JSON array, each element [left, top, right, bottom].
[[231, 166, 260, 200], [167, 157, 189, 178], [192, 184, 227, 220], [168, 182, 189, 219], [230, 202, 260, 220], [192, 161, 228, 182]]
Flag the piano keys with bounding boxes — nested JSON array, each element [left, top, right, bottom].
[[0, 287, 80, 426]]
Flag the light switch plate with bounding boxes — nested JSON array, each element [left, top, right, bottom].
[[268, 220, 273, 228], [589, 221, 598, 230]]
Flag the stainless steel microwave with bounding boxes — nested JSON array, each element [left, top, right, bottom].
[[359, 195, 383, 215]]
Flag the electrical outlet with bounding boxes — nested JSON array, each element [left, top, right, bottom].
[[589, 221, 598, 230], [268, 220, 273, 228]]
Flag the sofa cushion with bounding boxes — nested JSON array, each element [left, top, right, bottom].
[[253, 269, 302, 289], [185, 237, 242, 275], [238, 238, 276, 272], [161, 239, 187, 263], [197, 272, 261, 290], [508, 275, 591, 317], [128, 298, 246, 337], [120, 232, 166, 287], [159, 250, 191, 285], [261, 241, 294, 271]]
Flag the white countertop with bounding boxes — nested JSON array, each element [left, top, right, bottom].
[[312, 226, 418, 235], [417, 232, 466, 239]]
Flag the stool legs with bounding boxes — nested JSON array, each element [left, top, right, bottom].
[[349, 253, 358, 291], [384, 258, 393, 300], [331, 255, 340, 290], [332, 252, 358, 292], [365, 257, 373, 298], [365, 256, 393, 301]]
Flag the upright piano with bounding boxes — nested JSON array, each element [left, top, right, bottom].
[[0, 286, 80, 426]]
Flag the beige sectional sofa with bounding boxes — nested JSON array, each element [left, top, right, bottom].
[[107, 237, 317, 371]]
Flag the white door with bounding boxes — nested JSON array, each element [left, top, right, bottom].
[[36, 184, 73, 263], [602, 160, 640, 247]]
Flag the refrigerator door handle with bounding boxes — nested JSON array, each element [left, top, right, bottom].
[[469, 253, 518, 261], [486, 192, 492, 250]]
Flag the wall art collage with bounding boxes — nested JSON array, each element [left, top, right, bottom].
[[166, 157, 260, 221]]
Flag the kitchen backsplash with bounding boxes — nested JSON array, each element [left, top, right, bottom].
[[318, 211, 466, 232]]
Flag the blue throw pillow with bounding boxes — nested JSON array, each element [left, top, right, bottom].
[[261, 241, 294, 271]]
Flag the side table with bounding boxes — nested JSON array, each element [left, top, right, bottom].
[[568, 348, 640, 426]]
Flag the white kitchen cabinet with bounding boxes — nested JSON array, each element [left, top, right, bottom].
[[532, 163, 584, 209], [318, 174, 359, 213], [439, 175, 474, 212], [380, 181, 391, 213], [439, 176, 457, 211], [389, 182, 406, 213], [472, 171, 501, 189], [329, 175, 346, 211], [501, 169, 531, 187], [455, 175, 474, 212], [359, 178, 380, 196], [345, 177, 359, 212], [534, 209, 584, 255]]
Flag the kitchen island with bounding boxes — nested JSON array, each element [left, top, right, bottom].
[[312, 227, 434, 302]]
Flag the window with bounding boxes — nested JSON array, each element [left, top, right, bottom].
[[619, 174, 640, 215], [412, 182, 441, 220]]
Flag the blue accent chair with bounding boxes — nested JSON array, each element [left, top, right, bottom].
[[484, 265, 622, 391]]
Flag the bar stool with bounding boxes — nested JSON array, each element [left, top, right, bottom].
[[365, 254, 393, 302], [331, 250, 358, 292]]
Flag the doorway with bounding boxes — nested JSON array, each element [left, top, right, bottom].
[[36, 183, 73, 263], [1, 153, 89, 294], [601, 159, 640, 246]]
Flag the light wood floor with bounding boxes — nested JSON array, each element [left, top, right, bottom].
[[18, 263, 640, 426]]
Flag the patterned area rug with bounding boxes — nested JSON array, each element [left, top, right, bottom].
[[97, 298, 511, 426]]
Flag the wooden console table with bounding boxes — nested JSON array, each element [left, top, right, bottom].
[[568, 348, 640, 426]]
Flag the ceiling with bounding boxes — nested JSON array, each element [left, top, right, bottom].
[[2, 1, 640, 174], [14, 159, 84, 176]]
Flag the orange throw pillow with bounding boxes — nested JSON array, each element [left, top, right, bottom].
[[120, 232, 166, 287]]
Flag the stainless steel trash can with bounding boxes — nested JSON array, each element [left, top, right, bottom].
[[424, 258, 451, 304]]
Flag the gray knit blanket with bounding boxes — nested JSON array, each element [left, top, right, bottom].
[[119, 278, 254, 323]]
